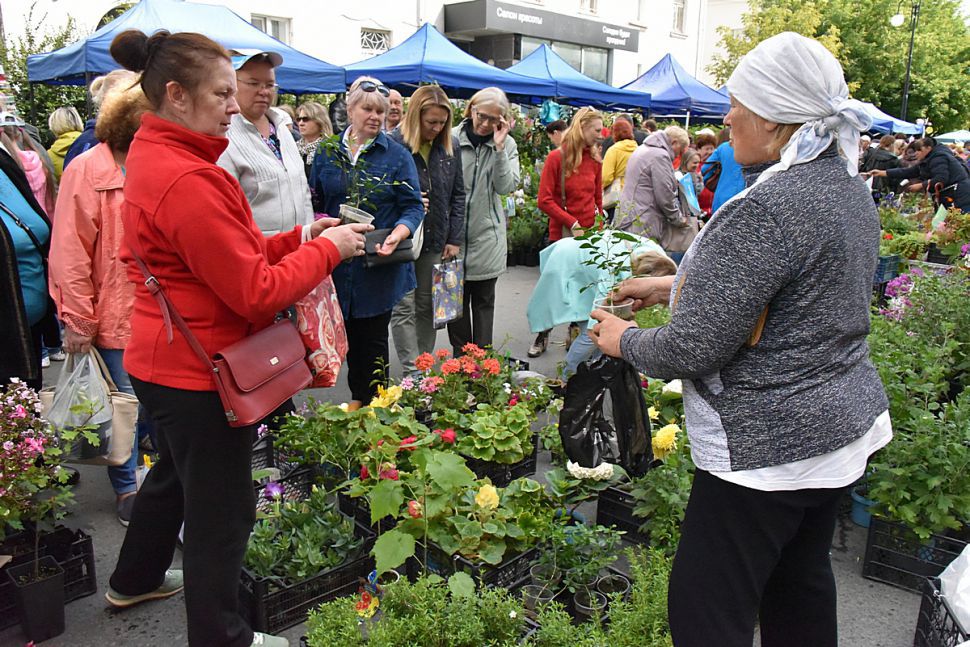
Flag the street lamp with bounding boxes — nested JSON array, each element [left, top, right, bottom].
[[890, 0, 922, 122]]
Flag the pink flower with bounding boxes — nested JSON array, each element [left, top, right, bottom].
[[434, 428, 457, 444], [399, 436, 418, 451], [360, 465, 370, 480], [10, 405, 27, 419], [379, 468, 400, 481]]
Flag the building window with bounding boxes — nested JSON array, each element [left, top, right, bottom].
[[671, 0, 687, 34], [581, 46, 609, 84], [361, 28, 391, 54], [580, 0, 598, 14], [637, 0, 648, 22], [251, 14, 291, 44]]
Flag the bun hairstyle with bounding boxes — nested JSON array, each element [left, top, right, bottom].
[[110, 29, 230, 108]]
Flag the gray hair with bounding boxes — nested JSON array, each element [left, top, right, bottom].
[[90, 69, 139, 109], [346, 75, 389, 112], [664, 125, 689, 148], [463, 87, 510, 119]]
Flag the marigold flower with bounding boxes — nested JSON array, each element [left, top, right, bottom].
[[441, 359, 462, 375], [415, 353, 436, 372], [435, 349, 451, 360], [475, 484, 499, 510], [482, 358, 501, 375], [652, 424, 680, 460], [462, 342, 487, 359]]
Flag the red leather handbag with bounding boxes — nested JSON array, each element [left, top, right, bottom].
[[131, 253, 311, 428]]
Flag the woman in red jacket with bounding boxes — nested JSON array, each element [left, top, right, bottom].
[[531, 107, 604, 357], [103, 30, 368, 647]]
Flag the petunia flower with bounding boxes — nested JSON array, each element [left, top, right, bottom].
[[264, 481, 285, 499]]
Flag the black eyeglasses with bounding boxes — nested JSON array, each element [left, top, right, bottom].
[[358, 80, 390, 97]]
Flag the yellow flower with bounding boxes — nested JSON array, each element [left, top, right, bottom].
[[474, 484, 500, 510], [369, 384, 403, 409], [652, 424, 680, 460], [648, 406, 660, 421]]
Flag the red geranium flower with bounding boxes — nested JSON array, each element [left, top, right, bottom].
[[379, 467, 400, 481], [415, 353, 435, 372], [435, 349, 450, 360], [441, 359, 462, 375], [482, 358, 501, 375], [434, 428, 457, 444], [462, 342, 487, 359]]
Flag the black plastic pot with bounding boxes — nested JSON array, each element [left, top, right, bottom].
[[523, 249, 540, 267], [506, 252, 517, 267], [5, 555, 66, 642]]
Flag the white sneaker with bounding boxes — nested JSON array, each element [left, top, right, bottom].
[[48, 349, 67, 361], [251, 633, 289, 647], [41, 356, 51, 368]]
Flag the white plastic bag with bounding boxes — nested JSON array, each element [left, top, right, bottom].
[[44, 352, 113, 428], [940, 544, 970, 630]]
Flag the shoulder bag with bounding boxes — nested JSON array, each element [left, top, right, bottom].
[[703, 161, 722, 193]]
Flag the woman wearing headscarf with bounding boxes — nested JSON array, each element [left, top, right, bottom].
[[449, 87, 518, 354], [588, 32, 889, 647]]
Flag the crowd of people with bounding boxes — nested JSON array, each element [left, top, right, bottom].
[[0, 23, 968, 647]]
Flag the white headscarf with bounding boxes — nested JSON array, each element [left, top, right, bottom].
[[726, 32, 872, 190]]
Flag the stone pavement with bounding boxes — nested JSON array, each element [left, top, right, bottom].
[[0, 266, 919, 646]]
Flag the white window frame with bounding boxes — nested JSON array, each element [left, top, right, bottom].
[[580, 0, 598, 15], [360, 28, 391, 55], [251, 14, 291, 44], [671, 0, 687, 35]]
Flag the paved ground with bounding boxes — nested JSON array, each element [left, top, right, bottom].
[[0, 265, 920, 646]]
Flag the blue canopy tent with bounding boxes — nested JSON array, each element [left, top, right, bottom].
[[27, 0, 345, 93], [860, 102, 922, 135], [936, 130, 970, 144], [505, 45, 650, 111], [344, 23, 555, 100], [622, 54, 730, 123]]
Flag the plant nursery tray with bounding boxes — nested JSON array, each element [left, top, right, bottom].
[[914, 577, 969, 647], [238, 520, 376, 634], [595, 485, 650, 545], [873, 254, 901, 284], [406, 541, 539, 590], [254, 467, 317, 514], [463, 432, 539, 488], [250, 435, 301, 478], [0, 526, 97, 631], [862, 516, 968, 593]]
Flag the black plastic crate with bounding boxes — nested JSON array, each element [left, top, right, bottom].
[[915, 577, 969, 647], [873, 254, 901, 284], [238, 521, 375, 634], [0, 527, 97, 630], [862, 516, 968, 593], [406, 542, 539, 590], [254, 467, 317, 513], [463, 433, 538, 488], [251, 435, 301, 478], [596, 486, 649, 545]]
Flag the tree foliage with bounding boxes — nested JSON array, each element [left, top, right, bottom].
[[0, 2, 88, 143], [707, 0, 970, 132]]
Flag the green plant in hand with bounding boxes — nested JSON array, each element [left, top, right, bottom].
[[316, 134, 412, 213], [577, 218, 642, 302]]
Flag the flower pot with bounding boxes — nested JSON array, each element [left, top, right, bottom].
[[520, 584, 556, 612], [592, 297, 635, 321], [529, 563, 562, 589], [523, 249, 540, 267], [339, 204, 375, 225], [595, 572, 630, 598], [851, 486, 876, 528], [572, 589, 607, 623], [5, 555, 66, 642], [378, 569, 401, 586], [507, 252, 517, 267]]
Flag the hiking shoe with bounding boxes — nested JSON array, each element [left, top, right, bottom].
[[117, 494, 136, 527], [566, 323, 581, 351], [105, 570, 184, 608], [527, 331, 549, 358], [48, 349, 67, 361], [252, 633, 290, 647]]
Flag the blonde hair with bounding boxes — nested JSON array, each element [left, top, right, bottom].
[[664, 125, 690, 149], [560, 107, 603, 177], [296, 101, 333, 138], [463, 86, 509, 119], [346, 76, 390, 112], [892, 139, 906, 156], [95, 80, 151, 152], [400, 85, 453, 156], [89, 69, 139, 109], [48, 107, 83, 136]]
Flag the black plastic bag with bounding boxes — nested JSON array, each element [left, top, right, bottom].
[[558, 356, 652, 478]]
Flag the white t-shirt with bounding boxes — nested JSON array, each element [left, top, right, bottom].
[[711, 411, 892, 491]]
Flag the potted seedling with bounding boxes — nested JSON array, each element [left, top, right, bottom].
[[317, 135, 410, 226], [578, 221, 641, 321]]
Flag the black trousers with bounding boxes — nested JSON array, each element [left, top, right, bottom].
[[109, 378, 263, 647], [345, 311, 393, 403], [447, 277, 497, 353], [668, 469, 844, 647]]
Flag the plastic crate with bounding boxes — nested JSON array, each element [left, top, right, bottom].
[[0, 527, 97, 630], [862, 517, 968, 593], [406, 542, 539, 590], [238, 521, 375, 634], [463, 433, 539, 488], [251, 435, 301, 478], [595, 486, 650, 545], [915, 577, 969, 647], [254, 467, 317, 513], [873, 255, 901, 284]]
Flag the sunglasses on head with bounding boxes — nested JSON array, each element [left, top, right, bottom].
[[358, 80, 390, 97]]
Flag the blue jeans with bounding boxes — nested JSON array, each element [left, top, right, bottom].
[[563, 321, 601, 379], [99, 348, 155, 495]]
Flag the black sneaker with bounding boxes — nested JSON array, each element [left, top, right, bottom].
[[527, 331, 549, 358]]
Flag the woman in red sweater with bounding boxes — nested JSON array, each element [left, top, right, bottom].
[[531, 107, 604, 357], [103, 30, 368, 647]]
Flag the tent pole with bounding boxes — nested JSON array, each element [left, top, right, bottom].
[[85, 72, 94, 118], [28, 83, 36, 124], [685, 111, 690, 128]]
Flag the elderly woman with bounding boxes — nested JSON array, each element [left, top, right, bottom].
[[311, 76, 424, 407], [589, 32, 889, 647], [217, 50, 313, 235], [295, 101, 333, 178], [449, 87, 518, 354], [47, 106, 84, 180]]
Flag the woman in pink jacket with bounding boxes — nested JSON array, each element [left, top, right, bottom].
[[48, 74, 152, 526]]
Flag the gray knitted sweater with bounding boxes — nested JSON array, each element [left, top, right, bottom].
[[620, 147, 889, 471]]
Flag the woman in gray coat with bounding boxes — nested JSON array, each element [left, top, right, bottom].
[[448, 87, 519, 353]]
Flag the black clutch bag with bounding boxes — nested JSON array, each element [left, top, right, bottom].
[[363, 228, 416, 268]]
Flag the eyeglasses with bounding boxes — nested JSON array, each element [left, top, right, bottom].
[[358, 80, 390, 97], [472, 108, 502, 125], [239, 79, 279, 92], [296, 117, 312, 123]]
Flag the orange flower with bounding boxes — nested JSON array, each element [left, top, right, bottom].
[[461, 356, 478, 375], [482, 358, 500, 375], [462, 342, 487, 359], [441, 358, 462, 375], [415, 353, 435, 372], [435, 348, 450, 360]]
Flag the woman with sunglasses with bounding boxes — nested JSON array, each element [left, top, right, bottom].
[[310, 76, 424, 408], [295, 101, 333, 180], [449, 87, 518, 354]]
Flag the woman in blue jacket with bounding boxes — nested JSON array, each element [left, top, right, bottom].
[[702, 132, 746, 214], [311, 76, 424, 406]]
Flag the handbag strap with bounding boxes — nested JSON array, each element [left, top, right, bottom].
[[0, 199, 47, 268], [559, 151, 568, 215]]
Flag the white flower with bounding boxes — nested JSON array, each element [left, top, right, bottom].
[[661, 379, 683, 397], [509, 610, 517, 619], [9, 377, 21, 383], [566, 461, 615, 481]]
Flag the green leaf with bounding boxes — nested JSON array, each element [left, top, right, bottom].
[[368, 479, 404, 524], [447, 571, 476, 598], [371, 529, 415, 575], [426, 451, 476, 490], [478, 539, 507, 565]]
